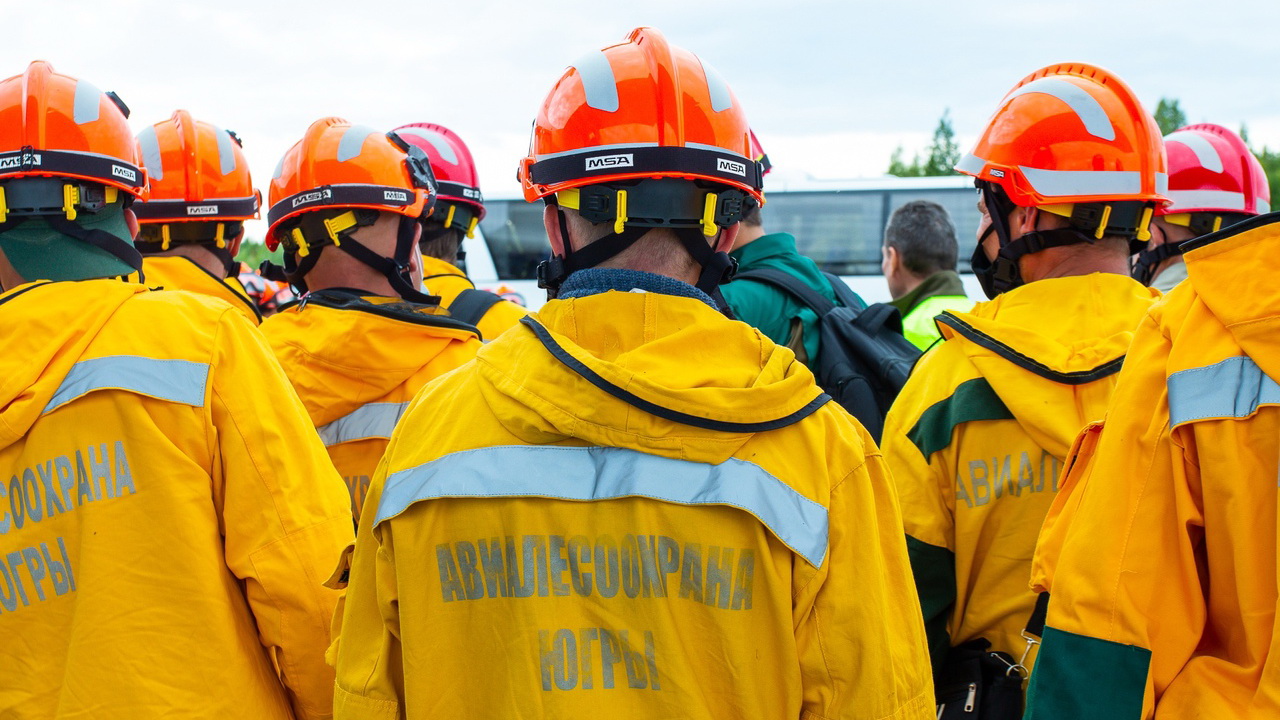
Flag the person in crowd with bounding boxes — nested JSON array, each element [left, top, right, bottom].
[[393, 122, 528, 340], [132, 110, 263, 325], [258, 118, 480, 523], [721, 133, 863, 364], [1027, 194, 1280, 720], [1132, 123, 1270, 292], [882, 200, 974, 350], [333, 28, 933, 720], [879, 62, 1165, 695], [0, 61, 352, 719]]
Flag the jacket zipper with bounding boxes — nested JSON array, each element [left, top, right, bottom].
[[964, 682, 977, 712]]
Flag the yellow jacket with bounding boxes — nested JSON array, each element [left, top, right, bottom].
[[261, 289, 481, 522], [141, 254, 262, 325], [0, 279, 353, 719], [332, 288, 934, 720], [1027, 217, 1280, 719], [880, 274, 1157, 671], [421, 255, 528, 341]]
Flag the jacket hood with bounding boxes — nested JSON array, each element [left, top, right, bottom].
[[937, 273, 1158, 458], [261, 291, 480, 425], [0, 280, 148, 445], [1184, 212, 1280, 381], [474, 290, 828, 465]]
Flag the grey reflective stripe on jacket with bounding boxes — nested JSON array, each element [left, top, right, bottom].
[[44, 356, 211, 414], [1168, 355, 1280, 428], [317, 402, 410, 447], [373, 444, 830, 568]]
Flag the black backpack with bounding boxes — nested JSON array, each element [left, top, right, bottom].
[[731, 268, 921, 441], [448, 289, 505, 332]]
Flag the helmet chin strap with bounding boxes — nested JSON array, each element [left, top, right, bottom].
[[272, 211, 439, 304], [971, 181, 1094, 299], [537, 205, 737, 308], [1131, 242, 1181, 286]]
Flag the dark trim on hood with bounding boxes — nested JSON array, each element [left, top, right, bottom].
[[0, 281, 54, 308], [1181, 210, 1280, 253], [521, 316, 831, 433], [298, 288, 481, 335], [936, 313, 1125, 385]]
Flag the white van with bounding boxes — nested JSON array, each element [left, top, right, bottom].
[[462, 176, 984, 311]]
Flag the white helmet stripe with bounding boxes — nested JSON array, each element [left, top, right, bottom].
[[337, 125, 380, 162], [215, 126, 237, 176], [1258, 197, 1270, 213], [1008, 78, 1115, 141], [137, 125, 164, 181], [395, 127, 458, 164], [697, 57, 734, 113], [1166, 130, 1224, 173], [1166, 189, 1249, 212], [73, 80, 103, 125], [1020, 166, 1143, 196], [571, 51, 619, 113]]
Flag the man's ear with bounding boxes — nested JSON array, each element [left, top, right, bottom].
[[229, 228, 245, 258], [714, 223, 740, 253], [543, 204, 567, 256], [1018, 205, 1040, 235], [124, 207, 139, 240]]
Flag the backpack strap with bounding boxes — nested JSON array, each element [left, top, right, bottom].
[[448, 288, 504, 327], [732, 267, 837, 315]]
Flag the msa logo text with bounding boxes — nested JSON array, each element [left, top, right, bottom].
[[989, 169, 1006, 178], [186, 205, 219, 216], [111, 165, 137, 182], [292, 189, 332, 207], [717, 158, 747, 177], [585, 154, 633, 171], [462, 188, 482, 200], [383, 190, 409, 203], [0, 152, 41, 170]]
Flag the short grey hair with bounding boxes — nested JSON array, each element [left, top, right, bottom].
[[883, 200, 959, 276]]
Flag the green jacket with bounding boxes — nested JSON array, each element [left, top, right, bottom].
[[889, 271, 974, 351], [722, 232, 851, 363]]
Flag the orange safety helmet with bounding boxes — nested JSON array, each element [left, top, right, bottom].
[[134, 110, 259, 226], [0, 61, 147, 277], [0, 60, 146, 200], [518, 27, 763, 299], [956, 62, 1168, 298], [263, 117, 438, 302]]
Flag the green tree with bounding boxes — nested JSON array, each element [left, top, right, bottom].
[[1240, 123, 1280, 206], [234, 240, 280, 270], [887, 145, 923, 177], [887, 108, 960, 177], [922, 109, 961, 176], [1154, 98, 1187, 135]]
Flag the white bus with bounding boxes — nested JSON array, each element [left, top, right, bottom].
[[462, 175, 984, 310]]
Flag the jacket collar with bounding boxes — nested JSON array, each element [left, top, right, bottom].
[[889, 270, 967, 315]]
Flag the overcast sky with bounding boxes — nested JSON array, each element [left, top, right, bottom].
[[14, 0, 1280, 238]]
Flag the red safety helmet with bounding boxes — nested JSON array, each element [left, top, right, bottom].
[[1161, 123, 1269, 218], [393, 123, 484, 238], [518, 27, 763, 298], [1132, 124, 1270, 285], [263, 117, 439, 302]]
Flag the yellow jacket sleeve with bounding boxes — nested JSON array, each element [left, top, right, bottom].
[[1025, 311, 1201, 720], [794, 448, 935, 720], [332, 453, 403, 720], [209, 310, 355, 720]]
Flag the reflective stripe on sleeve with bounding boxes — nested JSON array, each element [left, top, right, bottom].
[[1168, 355, 1280, 428], [316, 402, 409, 446], [44, 356, 210, 414], [374, 445, 830, 567]]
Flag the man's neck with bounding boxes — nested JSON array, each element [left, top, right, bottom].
[[153, 245, 226, 278]]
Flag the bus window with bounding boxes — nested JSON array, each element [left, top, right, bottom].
[[760, 191, 884, 275], [478, 200, 550, 280]]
